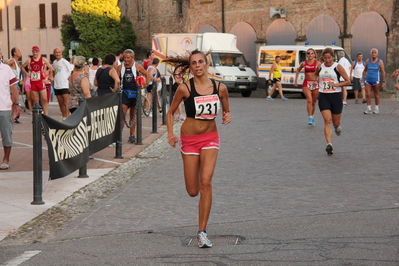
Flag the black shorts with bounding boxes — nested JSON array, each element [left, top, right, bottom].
[[273, 77, 281, 83], [54, 89, 70, 96], [318, 92, 343, 115], [122, 92, 137, 107]]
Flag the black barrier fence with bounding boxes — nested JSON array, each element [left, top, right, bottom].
[[31, 79, 171, 204]]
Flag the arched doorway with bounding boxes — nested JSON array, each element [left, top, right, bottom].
[[230, 22, 257, 72], [266, 19, 296, 45], [306, 15, 340, 46], [197, 24, 218, 33], [351, 12, 388, 62]]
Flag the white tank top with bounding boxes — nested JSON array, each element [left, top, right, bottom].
[[318, 62, 342, 93], [88, 67, 97, 86], [353, 61, 365, 79]]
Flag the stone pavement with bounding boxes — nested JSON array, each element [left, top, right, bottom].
[[0, 101, 167, 241], [1, 93, 399, 265]]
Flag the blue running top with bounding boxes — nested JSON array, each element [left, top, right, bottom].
[[365, 59, 380, 83]]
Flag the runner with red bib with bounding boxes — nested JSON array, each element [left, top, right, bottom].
[[21, 46, 53, 115]]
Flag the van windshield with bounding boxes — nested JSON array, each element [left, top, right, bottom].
[[211, 53, 248, 67], [259, 50, 296, 67]]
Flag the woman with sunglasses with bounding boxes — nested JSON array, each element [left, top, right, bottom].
[[294, 48, 320, 126]]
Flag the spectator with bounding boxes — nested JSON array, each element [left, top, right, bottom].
[[6, 47, 22, 123], [21, 46, 53, 115], [142, 51, 154, 70], [68, 56, 91, 114], [337, 51, 351, 106], [350, 52, 366, 104], [116, 49, 124, 66], [363, 48, 386, 114], [94, 54, 120, 96], [53, 47, 74, 120], [116, 49, 149, 144], [0, 52, 22, 170]]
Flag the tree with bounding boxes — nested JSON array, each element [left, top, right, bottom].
[[60, 14, 80, 59], [61, 0, 136, 60]]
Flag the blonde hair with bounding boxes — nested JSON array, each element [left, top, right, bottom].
[[74, 56, 86, 70]]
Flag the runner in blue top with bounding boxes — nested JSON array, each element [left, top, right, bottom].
[[362, 48, 386, 114]]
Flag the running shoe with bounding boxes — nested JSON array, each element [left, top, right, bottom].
[[128, 135, 136, 144], [307, 117, 312, 125], [266, 96, 274, 100], [373, 106, 379, 114], [335, 125, 342, 136], [364, 107, 372, 115], [281, 97, 288, 101], [197, 232, 212, 248], [343, 102, 347, 106], [311, 117, 315, 126], [326, 144, 333, 156], [362, 99, 367, 104]]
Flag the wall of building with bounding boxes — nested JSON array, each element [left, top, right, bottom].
[[123, 0, 399, 88], [0, 0, 71, 62]]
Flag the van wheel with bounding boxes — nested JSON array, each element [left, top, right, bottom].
[[241, 91, 252, 97]]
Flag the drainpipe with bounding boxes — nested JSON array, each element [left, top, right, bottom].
[[6, 0, 10, 58], [221, 0, 225, 33], [342, 0, 347, 48]]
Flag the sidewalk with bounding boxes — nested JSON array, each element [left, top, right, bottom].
[[0, 101, 167, 241]]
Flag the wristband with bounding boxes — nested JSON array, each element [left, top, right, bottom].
[[14, 103, 20, 106]]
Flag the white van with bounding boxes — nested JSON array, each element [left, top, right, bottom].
[[153, 33, 258, 97], [257, 45, 352, 97]]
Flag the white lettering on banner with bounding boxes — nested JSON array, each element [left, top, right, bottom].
[[47, 104, 118, 162], [48, 117, 89, 162], [90, 105, 118, 141]]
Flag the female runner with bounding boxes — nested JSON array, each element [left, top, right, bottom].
[[294, 48, 320, 126], [315, 47, 350, 155], [165, 50, 231, 248]]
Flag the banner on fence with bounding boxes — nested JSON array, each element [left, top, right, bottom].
[[42, 93, 120, 180]]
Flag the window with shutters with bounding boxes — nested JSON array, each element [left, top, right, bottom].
[[39, 4, 46, 28], [51, 3, 58, 28], [15, 6, 21, 30]]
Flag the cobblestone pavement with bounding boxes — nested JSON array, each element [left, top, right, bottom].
[[1, 93, 399, 265]]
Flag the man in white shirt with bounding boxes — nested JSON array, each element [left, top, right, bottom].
[[53, 47, 74, 120], [0, 50, 22, 170], [338, 51, 351, 106]]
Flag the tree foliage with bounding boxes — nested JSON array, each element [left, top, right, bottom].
[[60, 0, 136, 60], [60, 14, 80, 58]]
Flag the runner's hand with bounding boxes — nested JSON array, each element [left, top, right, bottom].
[[222, 111, 231, 125], [168, 134, 179, 147]]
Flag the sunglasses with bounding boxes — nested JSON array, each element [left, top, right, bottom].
[[307, 52, 314, 55]]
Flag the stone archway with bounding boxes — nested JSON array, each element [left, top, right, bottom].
[[266, 19, 296, 45], [230, 22, 257, 72], [306, 15, 340, 46], [351, 12, 388, 62], [197, 24, 218, 33]]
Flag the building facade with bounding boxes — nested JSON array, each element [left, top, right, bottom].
[[120, 0, 399, 89], [0, 0, 71, 62]]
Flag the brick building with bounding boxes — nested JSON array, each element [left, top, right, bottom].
[[120, 0, 399, 89]]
